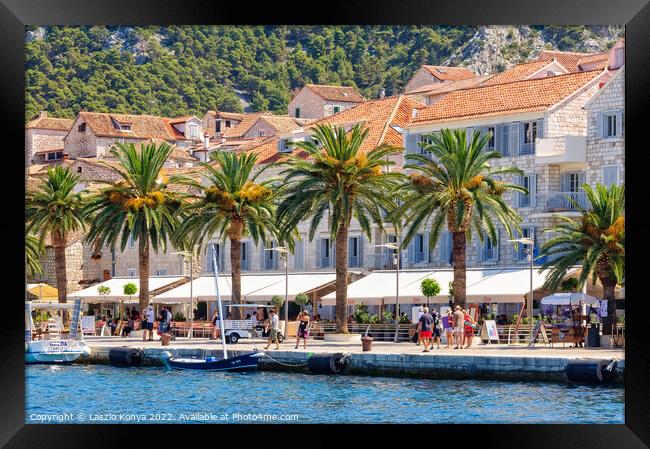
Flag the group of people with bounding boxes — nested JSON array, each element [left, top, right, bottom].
[[416, 305, 478, 351]]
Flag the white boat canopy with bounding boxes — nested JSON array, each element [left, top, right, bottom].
[[67, 276, 186, 303], [540, 292, 600, 306], [322, 267, 563, 306], [154, 272, 337, 304]]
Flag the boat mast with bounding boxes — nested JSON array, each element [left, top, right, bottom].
[[211, 245, 228, 360]]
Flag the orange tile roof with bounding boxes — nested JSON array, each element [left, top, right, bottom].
[[577, 53, 609, 70], [537, 50, 607, 72], [304, 84, 365, 103], [77, 112, 188, 141], [248, 95, 425, 164], [422, 65, 476, 81], [409, 69, 604, 126], [481, 60, 560, 86], [406, 75, 495, 95], [221, 113, 267, 138], [26, 116, 74, 131]]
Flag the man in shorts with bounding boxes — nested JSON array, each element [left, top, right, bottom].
[[452, 305, 465, 349], [143, 305, 155, 341], [417, 307, 434, 352], [264, 309, 281, 350], [430, 307, 442, 349]]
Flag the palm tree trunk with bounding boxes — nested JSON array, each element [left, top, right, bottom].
[[52, 230, 69, 324], [138, 238, 150, 314], [452, 231, 467, 308], [335, 223, 349, 334], [600, 276, 617, 335], [229, 220, 244, 320]]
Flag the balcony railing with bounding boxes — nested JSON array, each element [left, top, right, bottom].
[[536, 191, 587, 212]]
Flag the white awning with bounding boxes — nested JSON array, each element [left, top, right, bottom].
[[154, 272, 337, 304], [322, 267, 561, 306], [244, 273, 336, 302], [541, 292, 600, 306], [68, 276, 185, 303]]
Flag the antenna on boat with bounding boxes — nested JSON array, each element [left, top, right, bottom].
[[211, 245, 228, 360]]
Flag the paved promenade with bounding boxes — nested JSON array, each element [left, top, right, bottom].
[[84, 335, 624, 360]]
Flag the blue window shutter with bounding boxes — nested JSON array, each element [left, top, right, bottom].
[[495, 229, 500, 261], [423, 232, 429, 262], [331, 240, 336, 268], [537, 119, 544, 139], [477, 236, 483, 261], [615, 111, 623, 137], [465, 127, 473, 146], [596, 112, 603, 138], [447, 232, 453, 264], [516, 174, 523, 207], [358, 234, 364, 267], [519, 122, 527, 153], [407, 240, 415, 263], [405, 133, 419, 155], [494, 124, 502, 155], [530, 173, 537, 207], [510, 122, 520, 156], [315, 239, 321, 268], [560, 173, 568, 192], [348, 237, 354, 267]]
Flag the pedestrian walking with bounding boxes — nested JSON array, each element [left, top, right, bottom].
[[417, 307, 434, 352], [295, 311, 310, 349], [264, 308, 281, 350], [442, 309, 453, 348], [452, 305, 465, 349], [430, 307, 442, 349]]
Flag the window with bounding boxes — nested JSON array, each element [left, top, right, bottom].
[[295, 108, 301, 118], [348, 236, 362, 267], [499, 122, 519, 156], [480, 232, 499, 262], [188, 124, 199, 139], [416, 233, 426, 263], [122, 125, 131, 131], [294, 237, 305, 271], [523, 121, 537, 144], [562, 171, 584, 193], [128, 269, 136, 277], [600, 111, 622, 138], [279, 139, 293, 152], [216, 120, 221, 133], [516, 228, 534, 261], [263, 241, 277, 270], [521, 120, 542, 155], [319, 238, 332, 268], [76, 166, 82, 173], [206, 243, 221, 272], [78, 123, 86, 132], [519, 173, 536, 208], [225, 120, 231, 128], [46, 151, 63, 161], [258, 130, 266, 137], [155, 269, 167, 276], [485, 126, 495, 150], [602, 166, 619, 187], [128, 235, 135, 249], [333, 106, 341, 114], [241, 242, 248, 271]]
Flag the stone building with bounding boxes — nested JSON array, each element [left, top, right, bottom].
[[584, 66, 625, 189], [403, 65, 476, 94], [25, 112, 74, 167], [288, 84, 364, 120]]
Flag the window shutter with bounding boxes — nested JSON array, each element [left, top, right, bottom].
[[596, 112, 603, 138], [423, 232, 429, 263], [315, 239, 321, 268], [465, 127, 473, 146], [560, 173, 568, 192], [447, 232, 453, 264], [348, 237, 354, 267], [331, 240, 336, 268], [494, 124, 502, 155], [516, 175, 523, 207], [495, 229, 500, 261], [615, 111, 623, 137], [358, 234, 365, 267], [510, 122, 520, 156], [536, 119, 544, 139], [530, 173, 537, 207], [519, 122, 527, 153], [260, 244, 266, 270], [500, 124, 509, 156], [578, 172, 586, 189], [407, 240, 415, 263], [477, 236, 483, 261], [405, 133, 419, 155]]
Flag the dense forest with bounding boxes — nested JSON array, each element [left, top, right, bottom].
[[25, 25, 623, 121]]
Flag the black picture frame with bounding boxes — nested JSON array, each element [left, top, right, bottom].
[[1, 0, 648, 447]]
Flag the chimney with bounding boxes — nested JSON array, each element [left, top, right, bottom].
[[203, 132, 210, 148], [39, 111, 48, 118], [379, 89, 386, 99], [220, 133, 226, 144]]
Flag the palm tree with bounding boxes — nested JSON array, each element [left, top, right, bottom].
[[84, 142, 182, 313], [277, 123, 403, 333], [26, 233, 45, 278], [391, 128, 525, 307], [172, 151, 278, 318], [26, 166, 87, 312], [539, 183, 624, 333]]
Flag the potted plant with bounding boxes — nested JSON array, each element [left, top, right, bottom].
[[420, 278, 441, 307], [271, 295, 285, 310], [294, 292, 309, 312], [98, 285, 111, 296]]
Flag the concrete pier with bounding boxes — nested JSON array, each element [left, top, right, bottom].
[[76, 337, 625, 384]]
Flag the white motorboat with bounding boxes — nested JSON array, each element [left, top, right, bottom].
[[25, 297, 91, 364]]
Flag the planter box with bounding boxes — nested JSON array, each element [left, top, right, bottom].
[[324, 333, 362, 343]]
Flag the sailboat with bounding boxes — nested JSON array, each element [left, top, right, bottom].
[[25, 297, 92, 364], [167, 246, 265, 371]]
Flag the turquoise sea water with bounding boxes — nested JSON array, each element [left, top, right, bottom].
[[26, 365, 623, 424]]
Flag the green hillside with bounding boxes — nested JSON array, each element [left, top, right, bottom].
[[25, 25, 623, 121]]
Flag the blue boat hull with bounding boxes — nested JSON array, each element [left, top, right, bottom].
[[168, 352, 264, 372]]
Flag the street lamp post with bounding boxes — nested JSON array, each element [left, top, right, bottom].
[[266, 246, 290, 337], [508, 237, 535, 342], [374, 239, 401, 342], [172, 251, 194, 339]]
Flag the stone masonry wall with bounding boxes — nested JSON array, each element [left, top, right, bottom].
[[404, 68, 440, 93], [585, 71, 625, 188], [25, 128, 68, 167]]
